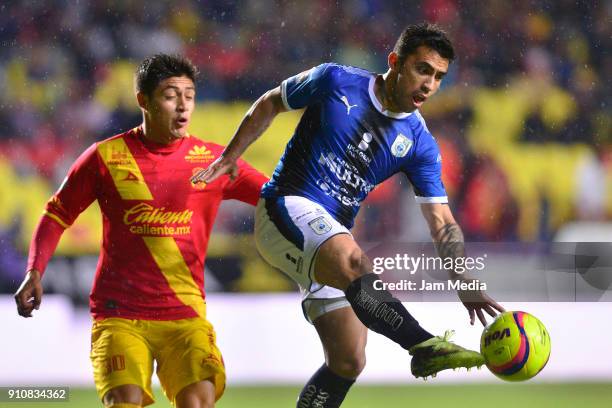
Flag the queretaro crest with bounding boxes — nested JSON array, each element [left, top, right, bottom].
[[391, 134, 413, 158], [308, 216, 332, 235]]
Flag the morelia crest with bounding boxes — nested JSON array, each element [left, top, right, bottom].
[[391, 134, 412, 158], [185, 145, 215, 163]]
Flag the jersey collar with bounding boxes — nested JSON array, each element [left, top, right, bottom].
[[368, 76, 414, 119]]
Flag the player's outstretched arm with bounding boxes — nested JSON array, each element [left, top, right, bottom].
[[15, 269, 43, 318], [191, 86, 288, 184], [420, 203, 505, 326], [13, 215, 66, 317], [14, 143, 98, 318]]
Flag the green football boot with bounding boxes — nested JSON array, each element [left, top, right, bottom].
[[409, 330, 485, 379]]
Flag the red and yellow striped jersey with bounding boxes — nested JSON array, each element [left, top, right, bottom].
[[42, 127, 267, 320]]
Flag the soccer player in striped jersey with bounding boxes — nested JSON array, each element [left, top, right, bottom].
[[193, 24, 505, 407], [14, 54, 267, 408]]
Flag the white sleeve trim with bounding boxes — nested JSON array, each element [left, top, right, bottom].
[[414, 196, 448, 204], [280, 79, 293, 111]]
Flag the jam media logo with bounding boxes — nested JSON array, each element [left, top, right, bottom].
[[185, 145, 215, 163], [308, 216, 332, 235], [391, 133, 412, 158]]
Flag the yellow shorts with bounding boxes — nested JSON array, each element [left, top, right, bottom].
[[90, 317, 225, 406]]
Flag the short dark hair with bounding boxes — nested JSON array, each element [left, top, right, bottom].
[[135, 54, 199, 96], [393, 23, 455, 65]]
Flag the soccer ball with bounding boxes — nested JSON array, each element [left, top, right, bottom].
[[480, 311, 551, 381]]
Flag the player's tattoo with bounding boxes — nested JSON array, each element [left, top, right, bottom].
[[434, 223, 465, 274]]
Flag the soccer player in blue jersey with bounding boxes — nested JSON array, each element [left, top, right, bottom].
[[193, 23, 505, 407]]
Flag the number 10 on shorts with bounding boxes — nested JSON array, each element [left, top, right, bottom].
[[105, 354, 126, 374]]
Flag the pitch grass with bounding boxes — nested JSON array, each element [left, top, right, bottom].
[[8, 383, 612, 408]]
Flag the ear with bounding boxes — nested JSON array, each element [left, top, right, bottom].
[[388, 52, 399, 71], [136, 92, 148, 111]]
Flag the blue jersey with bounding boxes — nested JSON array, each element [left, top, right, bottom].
[[261, 63, 447, 229]]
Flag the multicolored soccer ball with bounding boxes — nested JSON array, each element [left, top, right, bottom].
[[480, 311, 551, 381]]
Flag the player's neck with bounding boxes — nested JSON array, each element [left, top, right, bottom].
[[141, 120, 183, 146], [376, 72, 404, 114]]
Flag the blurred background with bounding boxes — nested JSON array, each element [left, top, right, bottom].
[[0, 1, 611, 407]]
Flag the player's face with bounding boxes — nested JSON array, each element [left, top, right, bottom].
[[390, 46, 449, 111], [145, 75, 195, 140]]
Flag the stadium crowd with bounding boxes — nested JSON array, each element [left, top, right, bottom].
[[0, 1, 610, 293]]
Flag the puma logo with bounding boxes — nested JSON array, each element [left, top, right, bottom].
[[340, 95, 358, 115]]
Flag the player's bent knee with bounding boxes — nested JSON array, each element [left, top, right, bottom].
[[345, 247, 370, 281], [103, 385, 143, 407], [329, 352, 366, 379], [175, 393, 215, 408], [175, 380, 216, 408], [315, 235, 372, 289]]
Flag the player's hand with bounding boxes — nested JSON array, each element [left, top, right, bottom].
[[190, 155, 239, 184], [457, 279, 505, 326], [14, 269, 43, 318]]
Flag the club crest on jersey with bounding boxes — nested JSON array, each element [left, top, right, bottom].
[[391, 134, 412, 158], [308, 216, 332, 235], [185, 145, 215, 163]]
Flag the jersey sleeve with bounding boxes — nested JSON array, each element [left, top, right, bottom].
[[223, 158, 268, 205], [280, 63, 335, 110], [44, 143, 100, 228], [26, 215, 65, 276], [402, 135, 448, 204], [27, 143, 100, 275]]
